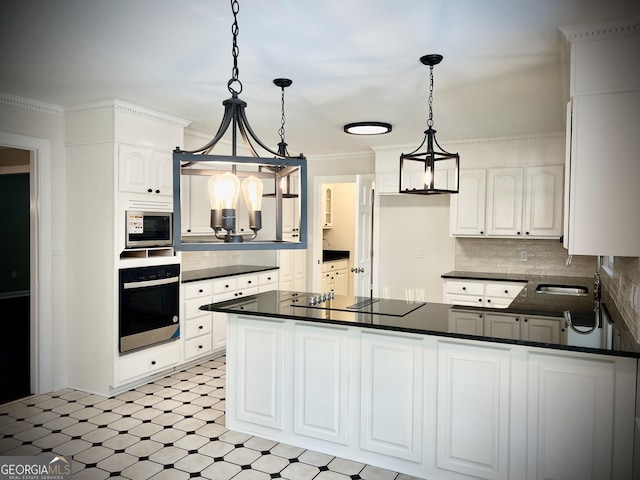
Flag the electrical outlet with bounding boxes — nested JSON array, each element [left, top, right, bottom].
[[520, 251, 528, 262]]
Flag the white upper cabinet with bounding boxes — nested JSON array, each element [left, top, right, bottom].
[[450, 169, 486, 235], [119, 144, 173, 197], [562, 21, 640, 256], [451, 165, 563, 239], [487, 167, 524, 236], [322, 185, 333, 229]]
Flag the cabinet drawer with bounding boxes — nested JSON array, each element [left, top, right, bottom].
[[185, 315, 212, 339], [184, 281, 213, 299], [213, 277, 237, 294], [445, 294, 484, 306], [184, 333, 213, 360], [322, 259, 349, 272], [185, 297, 213, 318], [117, 342, 180, 384], [444, 280, 484, 296], [258, 271, 278, 286], [237, 274, 258, 290], [233, 286, 258, 298], [485, 282, 525, 298]]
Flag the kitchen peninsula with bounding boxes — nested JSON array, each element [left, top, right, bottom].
[[201, 284, 637, 480]]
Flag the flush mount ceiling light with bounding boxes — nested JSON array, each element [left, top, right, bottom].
[[172, 0, 307, 250], [400, 54, 460, 195], [344, 122, 392, 135]]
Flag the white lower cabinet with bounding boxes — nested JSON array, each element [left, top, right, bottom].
[[436, 340, 511, 480], [294, 323, 349, 445], [526, 351, 635, 480], [360, 331, 424, 462], [181, 270, 278, 362], [116, 341, 180, 386], [226, 315, 635, 480]]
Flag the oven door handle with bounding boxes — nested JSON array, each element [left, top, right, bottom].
[[123, 277, 179, 289]]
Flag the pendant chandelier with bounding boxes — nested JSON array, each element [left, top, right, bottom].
[[400, 54, 459, 195], [172, 0, 307, 250]]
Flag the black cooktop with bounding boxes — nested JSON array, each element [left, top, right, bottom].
[[291, 294, 426, 317]]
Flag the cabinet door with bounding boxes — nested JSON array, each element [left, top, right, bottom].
[[436, 340, 511, 480], [486, 168, 524, 236], [278, 250, 293, 291], [450, 169, 486, 236], [521, 317, 560, 344], [231, 316, 285, 430], [567, 91, 640, 256], [523, 165, 563, 238], [526, 352, 635, 480], [322, 186, 333, 228], [333, 269, 348, 295], [449, 311, 484, 335], [186, 172, 213, 234], [484, 314, 521, 340], [152, 150, 173, 197], [360, 331, 423, 462], [292, 249, 307, 291], [293, 323, 349, 445], [119, 144, 150, 194]]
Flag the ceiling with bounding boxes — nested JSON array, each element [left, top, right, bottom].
[[1, 0, 637, 156]]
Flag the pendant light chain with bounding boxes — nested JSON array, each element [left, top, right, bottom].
[[427, 64, 434, 128], [278, 86, 287, 143], [227, 0, 243, 95]]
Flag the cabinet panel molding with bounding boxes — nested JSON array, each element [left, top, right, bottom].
[[437, 341, 511, 480], [360, 332, 424, 461], [293, 324, 349, 445]]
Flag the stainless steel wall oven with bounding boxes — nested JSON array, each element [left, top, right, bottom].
[[119, 263, 180, 353]]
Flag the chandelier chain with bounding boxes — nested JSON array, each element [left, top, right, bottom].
[[427, 64, 434, 128], [228, 0, 243, 95], [279, 86, 287, 143]]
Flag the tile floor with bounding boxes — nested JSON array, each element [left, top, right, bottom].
[[0, 356, 423, 480]]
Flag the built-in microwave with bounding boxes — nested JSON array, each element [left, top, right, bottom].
[[125, 211, 173, 249]]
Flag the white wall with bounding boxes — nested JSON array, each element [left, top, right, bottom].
[[377, 194, 455, 303]]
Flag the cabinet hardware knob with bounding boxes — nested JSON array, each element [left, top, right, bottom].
[[155, 189, 160, 194], [199, 325, 203, 329], [187, 229, 191, 232], [516, 318, 520, 321], [517, 231, 521, 235], [462, 286, 466, 291], [198, 345, 203, 349], [225, 284, 229, 288], [524, 318, 528, 322], [478, 298, 482, 302], [525, 231, 530, 235], [151, 360, 156, 365], [147, 188, 153, 193], [487, 299, 491, 303], [248, 280, 252, 284], [267, 277, 271, 280], [504, 290, 508, 294], [199, 289, 203, 293], [480, 231, 484, 234]]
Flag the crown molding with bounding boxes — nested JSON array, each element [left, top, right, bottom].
[[65, 99, 191, 128], [560, 20, 640, 43], [307, 149, 374, 162], [0, 93, 64, 115], [371, 132, 565, 154]]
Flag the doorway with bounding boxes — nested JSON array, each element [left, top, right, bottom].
[[0, 131, 53, 401], [0, 149, 31, 402]]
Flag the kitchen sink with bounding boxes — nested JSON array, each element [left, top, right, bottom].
[[535, 284, 589, 296]]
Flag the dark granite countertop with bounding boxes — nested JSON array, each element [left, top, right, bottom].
[[182, 265, 278, 283], [442, 271, 595, 320], [322, 250, 350, 262], [200, 288, 639, 358]]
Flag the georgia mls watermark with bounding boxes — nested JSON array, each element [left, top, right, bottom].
[[0, 455, 71, 480]]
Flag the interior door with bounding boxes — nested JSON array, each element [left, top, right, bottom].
[[354, 175, 375, 297]]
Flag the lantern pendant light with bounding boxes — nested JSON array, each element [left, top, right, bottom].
[[400, 54, 460, 195]]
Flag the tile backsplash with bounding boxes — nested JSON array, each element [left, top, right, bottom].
[[602, 256, 640, 344], [181, 250, 277, 272], [455, 238, 596, 277]]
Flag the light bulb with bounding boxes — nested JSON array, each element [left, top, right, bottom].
[[241, 176, 264, 212], [424, 166, 433, 189], [213, 172, 240, 209], [207, 174, 222, 210]]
